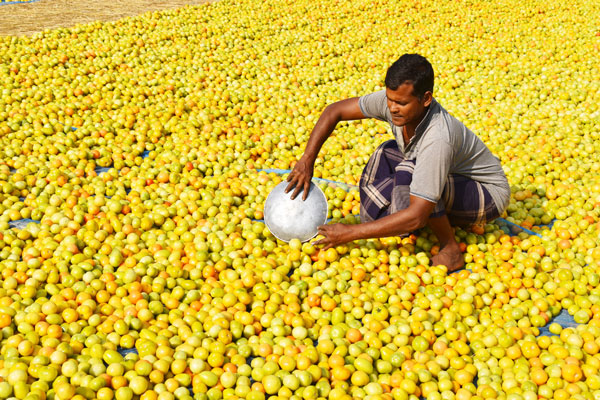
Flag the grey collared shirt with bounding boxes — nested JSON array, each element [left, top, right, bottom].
[[359, 90, 510, 213]]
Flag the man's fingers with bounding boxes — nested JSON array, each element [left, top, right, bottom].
[[284, 177, 296, 193], [291, 178, 309, 200], [284, 168, 313, 201], [291, 182, 305, 200], [312, 238, 331, 249], [286, 175, 303, 198], [302, 181, 310, 201]]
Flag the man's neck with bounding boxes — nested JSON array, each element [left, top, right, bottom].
[[403, 125, 416, 143], [403, 112, 426, 144]]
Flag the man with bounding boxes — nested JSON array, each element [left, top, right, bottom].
[[285, 54, 510, 272]]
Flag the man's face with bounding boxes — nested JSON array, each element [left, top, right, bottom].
[[386, 83, 432, 128]]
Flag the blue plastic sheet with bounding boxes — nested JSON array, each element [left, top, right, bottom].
[[256, 168, 292, 175], [8, 218, 39, 229], [496, 217, 542, 238], [56, 122, 77, 131], [0, 0, 41, 5], [449, 267, 472, 275], [315, 178, 358, 191], [94, 166, 112, 175], [117, 347, 138, 355], [535, 220, 556, 231], [142, 150, 150, 158], [538, 309, 578, 336], [256, 168, 359, 190]]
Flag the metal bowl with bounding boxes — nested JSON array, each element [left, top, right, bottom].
[[264, 181, 328, 243]]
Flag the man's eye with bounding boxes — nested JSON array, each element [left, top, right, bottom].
[[387, 98, 406, 106]]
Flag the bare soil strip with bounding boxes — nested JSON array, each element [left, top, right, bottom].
[[0, 0, 212, 37]]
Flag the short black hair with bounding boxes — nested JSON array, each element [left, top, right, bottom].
[[385, 54, 434, 99]]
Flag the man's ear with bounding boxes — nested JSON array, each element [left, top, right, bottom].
[[421, 91, 433, 107]]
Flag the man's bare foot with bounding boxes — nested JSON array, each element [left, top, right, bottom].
[[431, 243, 465, 272]]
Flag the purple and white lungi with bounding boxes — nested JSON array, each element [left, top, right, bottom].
[[359, 140, 501, 226]]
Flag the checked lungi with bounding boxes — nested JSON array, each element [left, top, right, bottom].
[[359, 140, 501, 226]]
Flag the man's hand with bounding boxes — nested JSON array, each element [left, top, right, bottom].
[[285, 157, 314, 200], [313, 223, 356, 249], [313, 195, 436, 249]]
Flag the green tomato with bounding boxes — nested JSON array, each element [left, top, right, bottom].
[[282, 374, 300, 391], [262, 375, 281, 395], [199, 371, 218, 387], [115, 386, 133, 400], [354, 358, 373, 375], [129, 376, 148, 395]]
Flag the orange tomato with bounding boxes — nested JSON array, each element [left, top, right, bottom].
[[346, 328, 362, 343], [562, 364, 583, 383], [531, 368, 548, 385], [352, 268, 366, 282], [321, 297, 337, 311], [0, 314, 11, 329]]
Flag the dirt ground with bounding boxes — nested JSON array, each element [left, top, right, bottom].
[[0, 0, 212, 36]]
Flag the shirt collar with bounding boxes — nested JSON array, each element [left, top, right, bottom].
[[414, 97, 438, 138]]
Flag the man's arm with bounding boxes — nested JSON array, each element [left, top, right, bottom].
[[314, 196, 437, 249], [286, 97, 367, 200]]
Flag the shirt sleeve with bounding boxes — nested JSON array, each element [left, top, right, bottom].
[[358, 90, 389, 122], [410, 137, 454, 204]]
